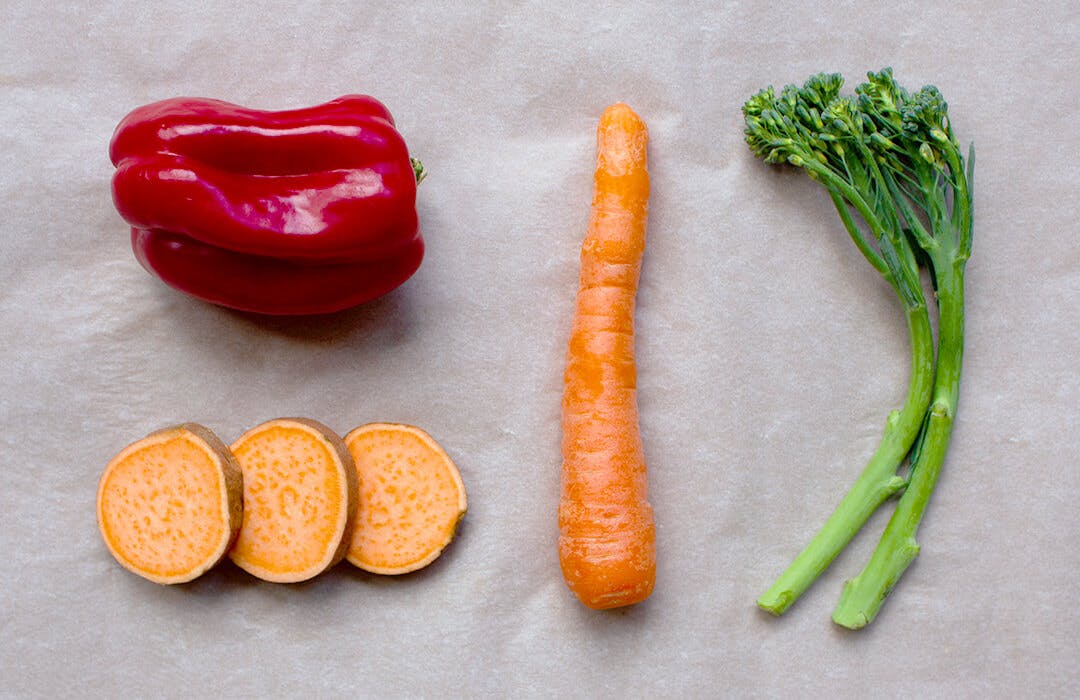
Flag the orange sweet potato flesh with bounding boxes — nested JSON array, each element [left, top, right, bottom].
[[344, 423, 467, 575], [96, 423, 243, 584], [227, 418, 358, 583]]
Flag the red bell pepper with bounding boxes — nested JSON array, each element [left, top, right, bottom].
[[110, 95, 425, 315]]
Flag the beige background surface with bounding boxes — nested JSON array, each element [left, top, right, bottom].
[[2, 1, 1078, 697]]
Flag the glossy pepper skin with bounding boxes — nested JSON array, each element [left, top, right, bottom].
[[110, 95, 423, 315]]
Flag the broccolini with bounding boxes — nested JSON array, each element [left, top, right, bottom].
[[743, 68, 973, 628]]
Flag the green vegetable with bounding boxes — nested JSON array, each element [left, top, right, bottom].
[[743, 68, 973, 628]]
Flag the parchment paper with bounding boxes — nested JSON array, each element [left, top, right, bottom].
[[2, 1, 1078, 697]]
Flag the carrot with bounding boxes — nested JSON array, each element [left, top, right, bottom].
[[96, 423, 243, 584], [343, 423, 467, 574], [559, 103, 655, 610], [227, 418, 358, 583]]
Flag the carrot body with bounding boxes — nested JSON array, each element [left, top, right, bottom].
[[343, 423, 467, 575], [97, 423, 243, 584], [227, 418, 357, 583], [559, 103, 655, 610]]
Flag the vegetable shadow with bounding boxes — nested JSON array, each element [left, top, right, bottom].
[[215, 282, 420, 347], [337, 511, 471, 589], [165, 508, 471, 600]]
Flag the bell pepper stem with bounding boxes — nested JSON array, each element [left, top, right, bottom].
[[411, 157, 428, 184]]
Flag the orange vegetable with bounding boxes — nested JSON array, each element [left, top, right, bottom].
[[228, 418, 357, 583], [559, 103, 656, 609], [96, 423, 243, 584], [343, 423, 467, 574]]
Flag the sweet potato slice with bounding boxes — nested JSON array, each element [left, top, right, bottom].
[[96, 423, 243, 584], [344, 423, 467, 574], [228, 418, 357, 583]]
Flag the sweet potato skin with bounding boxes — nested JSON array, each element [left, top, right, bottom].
[[291, 418, 359, 571], [181, 422, 244, 547]]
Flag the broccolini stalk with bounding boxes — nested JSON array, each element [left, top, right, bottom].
[[832, 75, 973, 628], [743, 73, 935, 615]]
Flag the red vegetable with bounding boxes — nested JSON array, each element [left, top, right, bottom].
[[110, 95, 425, 315]]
